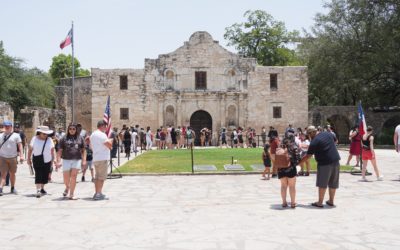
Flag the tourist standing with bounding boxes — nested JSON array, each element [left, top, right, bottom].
[[298, 133, 311, 176], [346, 126, 361, 167], [27, 126, 55, 198], [261, 144, 271, 180], [300, 126, 340, 208], [146, 127, 153, 150], [81, 137, 94, 182], [269, 135, 280, 178], [171, 127, 177, 149], [90, 120, 113, 200], [261, 127, 267, 146], [394, 124, 400, 180], [277, 136, 300, 208], [56, 123, 86, 200], [0, 121, 24, 195], [220, 128, 227, 148], [361, 126, 383, 181]]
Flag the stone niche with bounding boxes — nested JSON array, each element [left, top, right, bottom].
[[0, 101, 14, 125], [20, 107, 65, 142]]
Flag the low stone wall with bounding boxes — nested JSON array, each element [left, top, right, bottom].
[[0, 101, 14, 125], [20, 107, 65, 142]]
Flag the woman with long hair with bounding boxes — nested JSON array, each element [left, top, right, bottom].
[[56, 123, 86, 200], [346, 126, 361, 167], [361, 126, 383, 181]]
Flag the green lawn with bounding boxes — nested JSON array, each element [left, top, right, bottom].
[[119, 148, 352, 173]]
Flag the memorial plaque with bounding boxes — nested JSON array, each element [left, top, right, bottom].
[[224, 164, 245, 171], [194, 165, 217, 171], [250, 164, 265, 171]]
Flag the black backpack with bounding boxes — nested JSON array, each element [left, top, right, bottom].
[[123, 130, 131, 140]]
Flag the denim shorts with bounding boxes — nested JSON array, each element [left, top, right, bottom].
[[62, 159, 82, 172]]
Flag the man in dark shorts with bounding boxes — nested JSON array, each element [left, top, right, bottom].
[[299, 126, 341, 208]]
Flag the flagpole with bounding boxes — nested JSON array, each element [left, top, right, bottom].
[[71, 21, 75, 123]]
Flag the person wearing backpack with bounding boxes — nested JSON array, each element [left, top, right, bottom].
[[123, 128, 132, 157], [275, 135, 300, 208]]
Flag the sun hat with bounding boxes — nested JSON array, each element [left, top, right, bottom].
[[306, 126, 317, 134], [36, 126, 53, 135]]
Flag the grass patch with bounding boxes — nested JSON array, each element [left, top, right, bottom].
[[119, 148, 352, 173]]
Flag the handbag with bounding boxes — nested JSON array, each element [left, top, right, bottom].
[[32, 138, 48, 167]]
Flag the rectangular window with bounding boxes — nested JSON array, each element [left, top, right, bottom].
[[195, 71, 207, 90], [270, 74, 278, 90], [273, 106, 282, 119], [120, 108, 129, 120], [120, 75, 128, 90], [242, 80, 248, 89]]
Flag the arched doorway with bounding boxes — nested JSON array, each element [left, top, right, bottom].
[[190, 110, 212, 146], [376, 115, 400, 145], [327, 115, 351, 143]]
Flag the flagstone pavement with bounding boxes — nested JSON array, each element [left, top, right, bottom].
[[0, 149, 399, 250]]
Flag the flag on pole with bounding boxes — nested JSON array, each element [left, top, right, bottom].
[[60, 28, 73, 49], [103, 96, 112, 137], [358, 102, 367, 136]]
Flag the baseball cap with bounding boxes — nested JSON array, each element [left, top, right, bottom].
[[3, 121, 13, 126]]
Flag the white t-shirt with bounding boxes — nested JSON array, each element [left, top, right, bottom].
[[395, 125, 400, 144], [90, 130, 110, 162], [0, 132, 22, 158], [30, 137, 55, 163]]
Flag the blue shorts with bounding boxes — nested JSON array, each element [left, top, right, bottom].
[[62, 159, 81, 172]]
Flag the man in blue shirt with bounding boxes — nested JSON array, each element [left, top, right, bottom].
[[300, 126, 341, 208]]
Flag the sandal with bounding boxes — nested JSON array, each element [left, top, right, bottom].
[[291, 203, 297, 208], [304, 172, 310, 176], [282, 203, 288, 208], [311, 202, 323, 208], [62, 189, 68, 197], [326, 201, 335, 207], [297, 171, 304, 176], [69, 196, 78, 200]]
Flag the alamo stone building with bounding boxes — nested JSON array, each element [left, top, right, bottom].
[[56, 31, 309, 144]]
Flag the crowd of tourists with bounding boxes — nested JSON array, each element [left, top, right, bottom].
[[0, 119, 396, 208], [0, 120, 112, 200]]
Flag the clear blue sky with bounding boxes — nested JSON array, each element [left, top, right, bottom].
[[1, 0, 327, 71]]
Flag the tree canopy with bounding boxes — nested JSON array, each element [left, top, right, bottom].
[[0, 41, 55, 118], [49, 54, 90, 85], [298, 0, 400, 107], [224, 10, 301, 66]]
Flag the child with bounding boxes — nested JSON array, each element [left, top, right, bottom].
[[261, 144, 271, 180], [81, 137, 94, 182]]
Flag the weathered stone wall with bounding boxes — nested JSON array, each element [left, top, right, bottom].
[[20, 107, 65, 142], [90, 31, 309, 141], [309, 106, 400, 143], [0, 101, 14, 125], [56, 76, 92, 130]]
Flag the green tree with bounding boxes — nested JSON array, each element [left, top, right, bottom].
[[49, 54, 90, 85], [0, 41, 55, 118], [299, 0, 400, 107], [224, 10, 301, 66]]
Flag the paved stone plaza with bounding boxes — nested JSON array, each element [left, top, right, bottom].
[[0, 149, 399, 250]]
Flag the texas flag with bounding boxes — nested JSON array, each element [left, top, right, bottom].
[[358, 102, 367, 136], [60, 29, 72, 49]]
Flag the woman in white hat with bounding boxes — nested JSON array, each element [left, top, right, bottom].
[[27, 126, 55, 198]]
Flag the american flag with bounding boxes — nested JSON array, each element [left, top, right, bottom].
[[358, 102, 366, 136], [104, 95, 112, 137]]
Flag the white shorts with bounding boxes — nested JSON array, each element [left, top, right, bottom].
[[62, 159, 82, 172]]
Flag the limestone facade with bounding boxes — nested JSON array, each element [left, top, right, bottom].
[[60, 31, 309, 142]]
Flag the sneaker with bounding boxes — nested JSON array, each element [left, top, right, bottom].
[[81, 176, 85, 182], [360, 177, 368, 182], [10, 187, 17, 194], [93, 193, 102, 200], [40, 189, 47, 195], [377, 176, 384, 181], [36, 190, 41, 198]]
